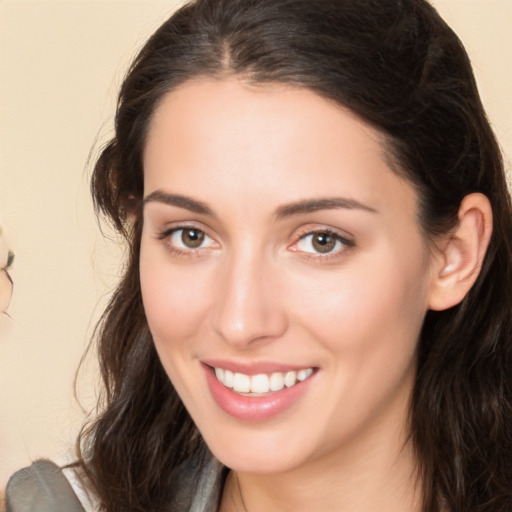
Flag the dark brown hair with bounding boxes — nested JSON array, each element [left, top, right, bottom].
[[78, 1, 512, 510]]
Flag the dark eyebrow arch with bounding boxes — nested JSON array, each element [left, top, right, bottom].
[[143, 191, 215, 216], [275, 197, 377, 218]]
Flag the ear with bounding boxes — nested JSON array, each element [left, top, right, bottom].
[[428, 193, 493, 311]]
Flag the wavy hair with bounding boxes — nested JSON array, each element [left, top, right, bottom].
[[77, 1, 512, 510]]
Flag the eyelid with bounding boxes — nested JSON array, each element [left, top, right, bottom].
[[171, 228, 216, 249], [156, 222, 220, 254], [288, 225, 355, 260], [156, 220, 211, 239]]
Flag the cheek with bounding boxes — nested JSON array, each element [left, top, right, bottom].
[[287, 247, 430, 361], [139, 250, 212, 350]]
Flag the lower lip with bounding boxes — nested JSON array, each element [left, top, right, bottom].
[[203, 365, 315, 422]]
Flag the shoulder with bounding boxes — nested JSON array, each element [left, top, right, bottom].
[[161, 452, 226, 512], [174, 455, 226, 512], [5, 459, 86, 512]]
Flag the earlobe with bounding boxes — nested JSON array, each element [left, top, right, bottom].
[[428, 193, 493, 311]]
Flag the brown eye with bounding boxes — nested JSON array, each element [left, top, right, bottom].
[[181, 228, 205, 248], [311, 233, 336, 253], [295, 230, 350, 256], [164, 227, 217, 254]]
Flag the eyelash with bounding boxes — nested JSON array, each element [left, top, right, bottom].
[[290, 228, 355, 263], [157, 225, 217, 258], [156, 225, 355, 262]]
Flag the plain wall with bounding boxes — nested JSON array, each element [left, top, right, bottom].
[[0, 0, 510, 496]]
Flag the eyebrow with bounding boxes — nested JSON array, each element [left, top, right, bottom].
[[143, 190, 377, 218], [275, 197, 377, 218], [143, 191, 215, 216]]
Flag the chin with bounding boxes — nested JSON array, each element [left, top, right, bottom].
[[199, 423, 315, 474]]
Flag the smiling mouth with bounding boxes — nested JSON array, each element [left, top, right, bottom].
[[213, 366, 315, 396]]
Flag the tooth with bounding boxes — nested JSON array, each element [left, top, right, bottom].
[[224, 370, 234, 388], [251, 374, 270, 393], [233, 372, 251, 393], [297, 368, 313, 381], [269, 372, 285, 391], [216, 367, 313, 392], [284, 371, 297, 387], [215, 367, 224, 382]]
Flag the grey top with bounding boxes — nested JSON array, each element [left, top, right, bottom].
[[5, 460, 86, 512], [5, 457, 225, 512]]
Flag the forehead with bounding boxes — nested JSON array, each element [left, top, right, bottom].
[[143, 78, 417, 219], [145, 79, 385, 159]]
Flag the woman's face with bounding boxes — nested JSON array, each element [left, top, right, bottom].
[[140, 79, 437, 474]]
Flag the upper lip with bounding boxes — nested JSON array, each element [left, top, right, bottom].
[[202, 359, 316, 375]]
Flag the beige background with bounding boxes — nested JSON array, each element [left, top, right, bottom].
[[0, 0, 510, 495]]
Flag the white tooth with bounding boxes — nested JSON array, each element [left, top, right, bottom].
[[224, 370, 234, 388], [269, 372, 285, 391], [297, 368, 313, 381], [284, 371, 297, 387], [214, 367, 224, 382], [233, 372, 251, 393], [251, 374, 270, 393]]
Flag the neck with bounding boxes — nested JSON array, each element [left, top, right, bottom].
[[225, 439, 420, 512], [219, 384, 422, 512], [223, 436, 420, 512]]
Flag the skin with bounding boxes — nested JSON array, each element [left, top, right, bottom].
[[139, 78, 489, 511]]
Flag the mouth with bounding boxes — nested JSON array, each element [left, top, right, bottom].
[[202, 362, 318, 421], [212, 366, 315, 396]]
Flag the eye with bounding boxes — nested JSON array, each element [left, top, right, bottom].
[[294, 230, 352, 255], [168, 227, 215, 250]]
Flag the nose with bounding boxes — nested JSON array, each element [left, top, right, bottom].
[[212, 250, 288, 349]]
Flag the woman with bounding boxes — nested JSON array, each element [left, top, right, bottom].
[[7, 0, 512, 510]]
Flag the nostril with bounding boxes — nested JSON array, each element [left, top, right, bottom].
[[212, 258, 289, 347]]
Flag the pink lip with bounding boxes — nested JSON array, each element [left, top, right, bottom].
[[202, 358, 311, 375], [202, 363, 316, 422]]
